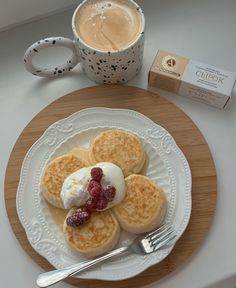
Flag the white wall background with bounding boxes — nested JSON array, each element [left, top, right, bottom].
[[0, 0, 78, 31]]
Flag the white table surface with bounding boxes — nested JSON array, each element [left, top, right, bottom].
[[1, 0, 236, 287], [0, 0, 78, 32]]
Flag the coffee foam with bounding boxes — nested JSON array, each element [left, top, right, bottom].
[[76, 0, 142, 52]]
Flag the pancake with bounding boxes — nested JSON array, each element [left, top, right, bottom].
[[69, 147, 91, 164], [89, 129, 145, 177], [41, 154, 89, 208], [63, 208, 120, 258], [113, 174, 167, 234]]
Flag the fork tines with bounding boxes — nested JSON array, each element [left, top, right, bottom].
[[145, 223, 171, 239], [145, 223, 177, 250]]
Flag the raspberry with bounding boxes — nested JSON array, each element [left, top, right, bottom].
[[90, 167, 103, 182], [90, 186, 102, 198], [84, 197, 98, 211], [66, 214, 84, 227], [66, 208, 91, 227], [87, 180, 102, 197], [87, 179, 98, 192], [103, 185, 116, 201], [95, 196, 108, 210], [74, 207, 91, 221], [66, 215, 80, 227]]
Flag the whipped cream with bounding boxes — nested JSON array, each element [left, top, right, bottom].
[[60, 162, 126, 210]]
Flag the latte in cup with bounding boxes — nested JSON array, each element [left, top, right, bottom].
[[24, 0, 145, 83], [75, 0, 142, 52]]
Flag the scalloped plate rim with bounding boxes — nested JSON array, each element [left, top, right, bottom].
[[16, 107, 192, 281]]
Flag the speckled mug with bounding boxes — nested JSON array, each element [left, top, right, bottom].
[[24, 0, 145, 84]]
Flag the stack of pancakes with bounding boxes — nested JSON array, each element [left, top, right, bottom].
[[41, 129, 167, 258]]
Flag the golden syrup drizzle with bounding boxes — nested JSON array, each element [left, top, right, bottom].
[[47, 203, 68, 229], [69, 147, 91, 163]]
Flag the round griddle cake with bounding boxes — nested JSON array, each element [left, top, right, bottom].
[[41, 154, 89, 208], [63, 209, 120, 258], [89, 129, 145, 177], [113, 175, 167, 234]]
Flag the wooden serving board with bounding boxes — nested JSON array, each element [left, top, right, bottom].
[[4, 85, 217, 287]]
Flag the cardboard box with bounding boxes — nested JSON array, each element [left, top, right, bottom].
[[149, 50, 236, 108]]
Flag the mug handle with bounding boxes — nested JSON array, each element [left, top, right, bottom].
[[24, 37, 80, 77]]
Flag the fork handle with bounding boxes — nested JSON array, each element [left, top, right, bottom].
[[36, 246, 129, 287]]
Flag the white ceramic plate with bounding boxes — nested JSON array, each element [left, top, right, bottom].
[[16, 108, 192, 281]]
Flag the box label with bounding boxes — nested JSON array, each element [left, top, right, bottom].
[[149, 50, 236, 108]]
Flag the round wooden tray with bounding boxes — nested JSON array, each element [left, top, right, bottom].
[[4, 85, 217, 287]]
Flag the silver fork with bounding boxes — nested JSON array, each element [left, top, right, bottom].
[[36, 224, 176, 287]]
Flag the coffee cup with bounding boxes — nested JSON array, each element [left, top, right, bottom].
[[24, 0, 145, 84]]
